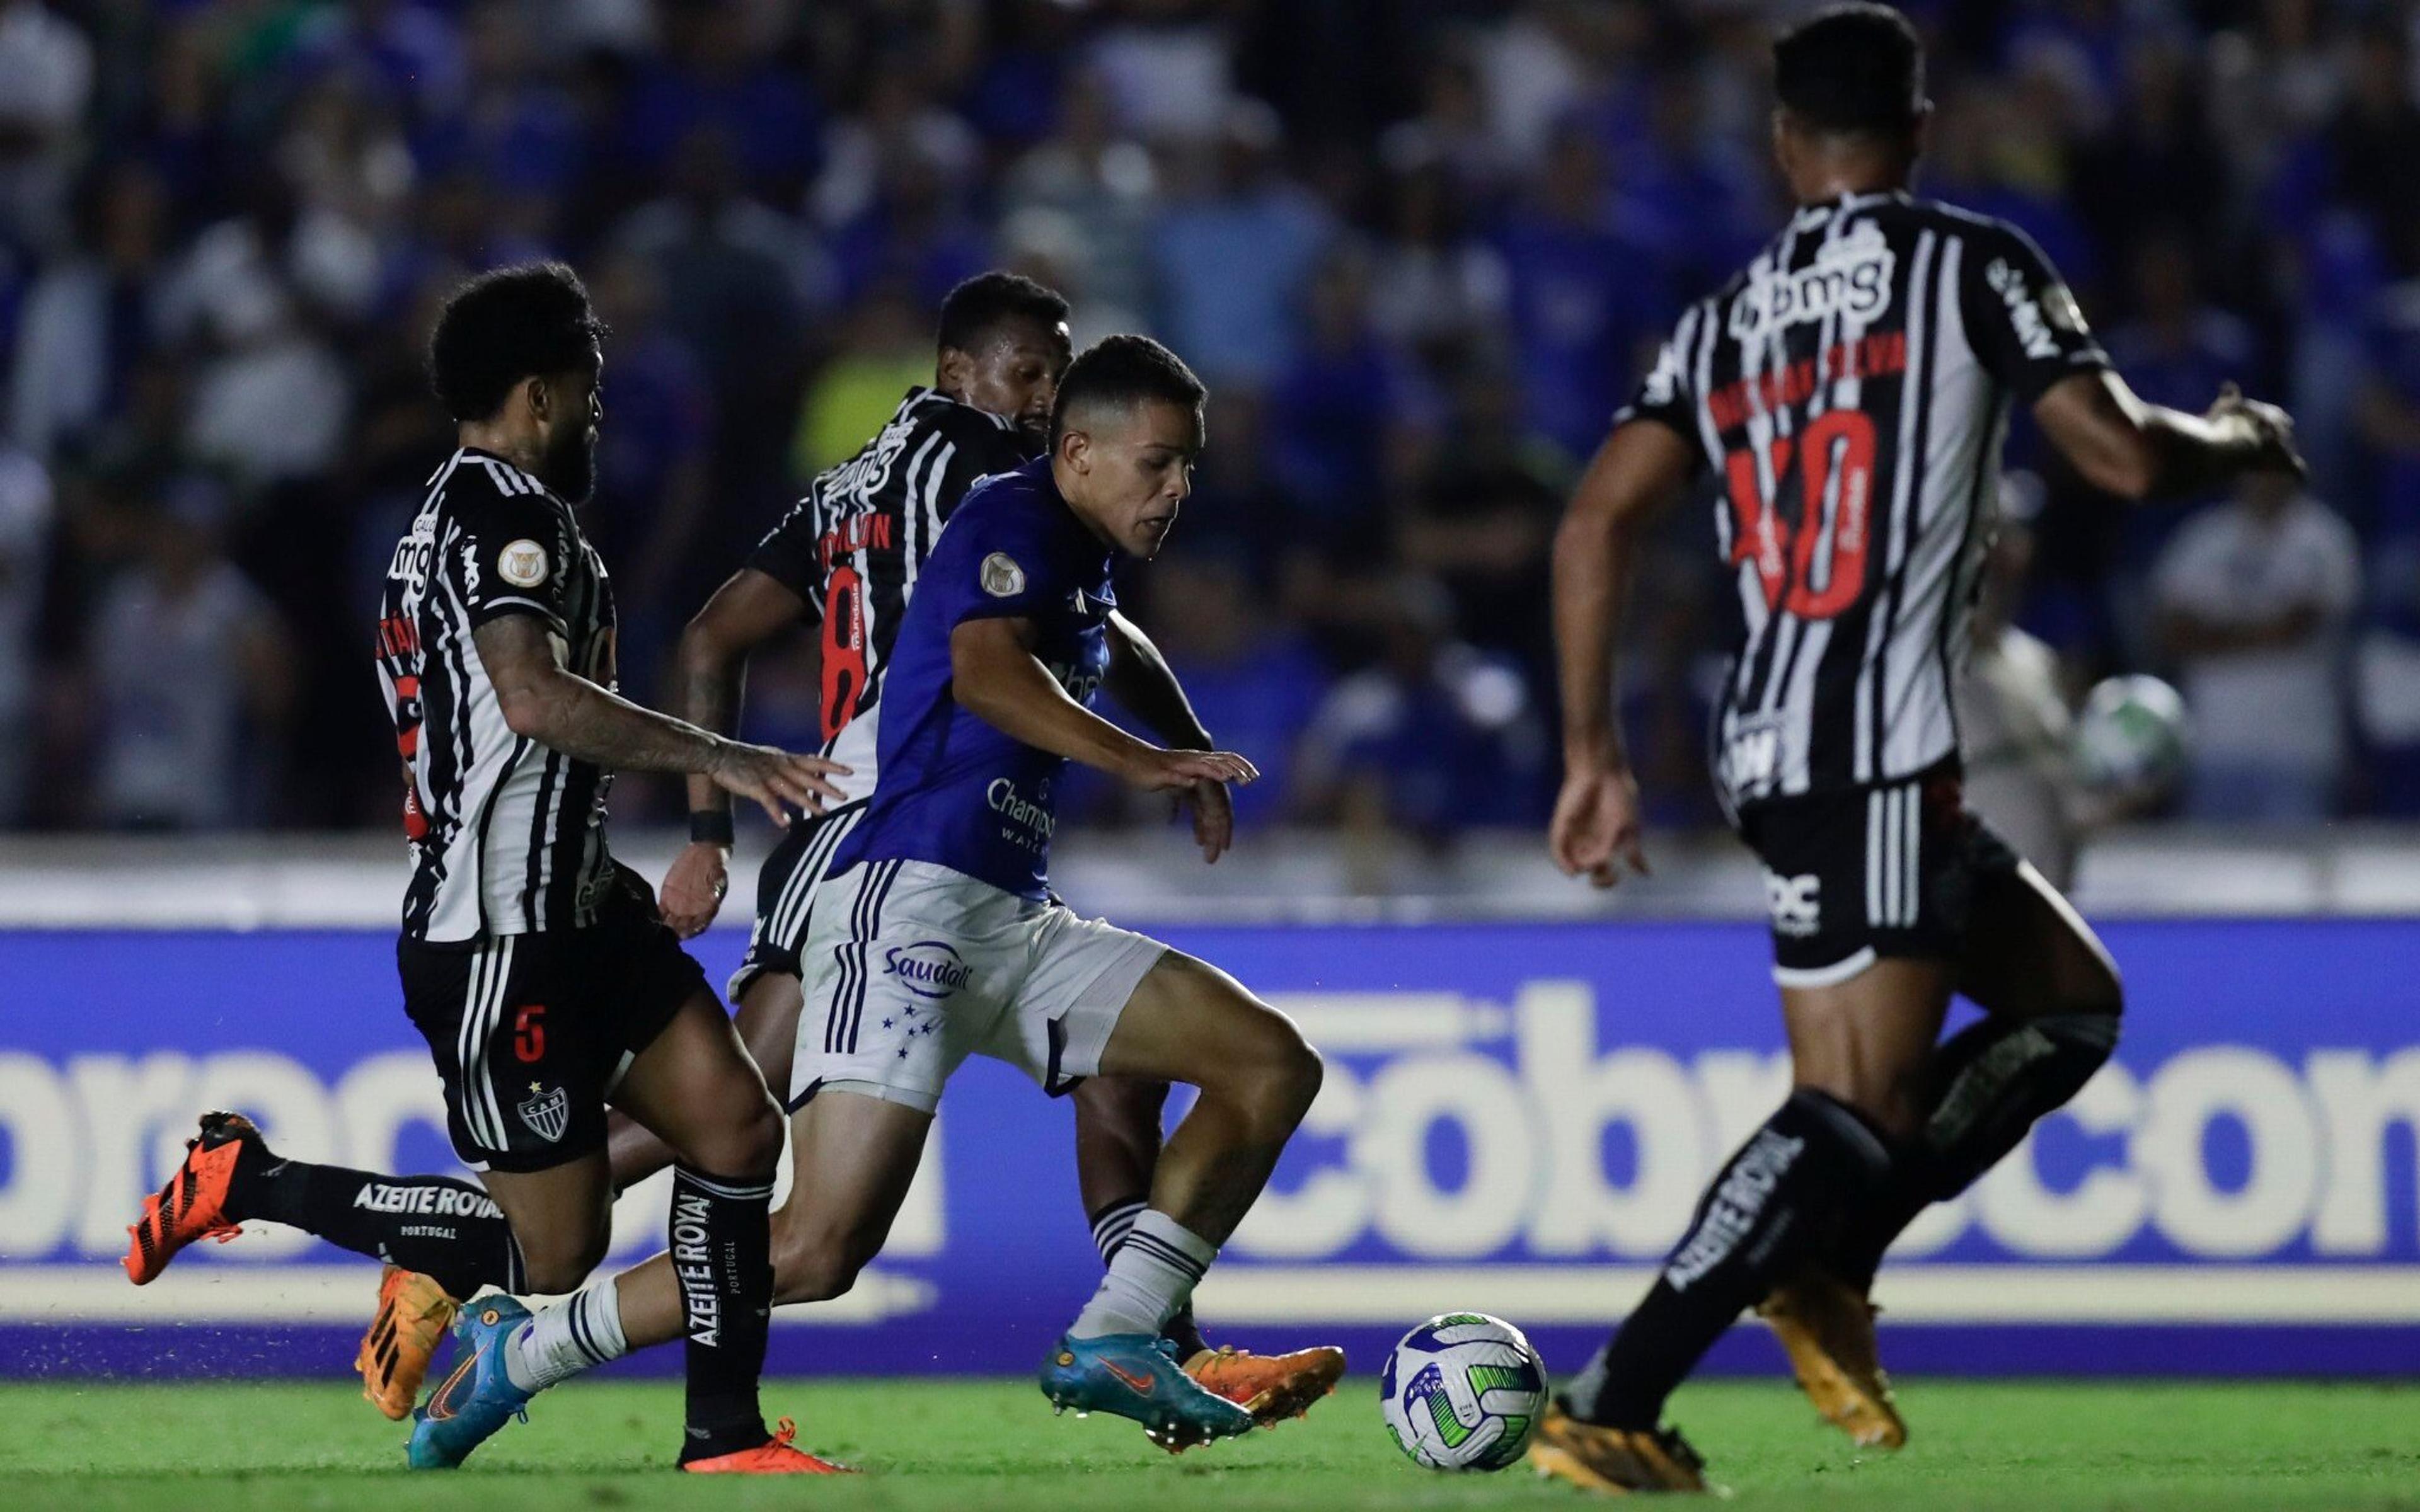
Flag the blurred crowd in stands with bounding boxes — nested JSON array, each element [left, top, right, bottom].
[[1, 0, 2419, 844]]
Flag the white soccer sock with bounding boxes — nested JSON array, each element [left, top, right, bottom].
[[502, 1276, 631, 1394], [1067, 1210, 1215, 1340], [1090, 1198, 1146, 1268]]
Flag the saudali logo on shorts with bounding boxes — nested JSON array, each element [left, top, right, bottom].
[[980, 552, 1025, 598], [498, 538, 550, 588], [884, 940, 974, 1000], [517, 1082, 570, 1142]]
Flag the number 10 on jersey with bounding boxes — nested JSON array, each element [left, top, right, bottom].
[[1722, 408, 1877, 620]]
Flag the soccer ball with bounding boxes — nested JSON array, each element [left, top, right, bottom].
[[1379, 1312, 1549, 1471], [2071, 674, 2189, 796]]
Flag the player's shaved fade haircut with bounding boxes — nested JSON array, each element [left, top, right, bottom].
[[937, 271, 1070, 355], [1050, 334, 1206, 443], [427, 261, 609, 422], [1774, 3, 1926, 137]]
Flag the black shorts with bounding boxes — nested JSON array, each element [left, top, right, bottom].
[[398, 863, 706, 1172], [727, 800, 867, 1004], [1734, 764, 2020, 988]]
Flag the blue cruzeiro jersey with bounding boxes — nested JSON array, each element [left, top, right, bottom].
[[831, 457, 1116, 900]]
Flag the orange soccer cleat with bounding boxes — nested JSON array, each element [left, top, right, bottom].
[[1183, 1343, 1349, 1428], [1526, 1403, 1712, 1494], [123, 1111, 258, 1285], [359, 1265, 461, 1421], [1759, 1269, 1908, 1449], [679, 1418, 855, 1475]]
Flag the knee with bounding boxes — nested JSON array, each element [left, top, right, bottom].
[[1237, 1022, 1323, 1133], [769, 1217, 871, 1307], [518, 1221, 611, 1295], [689, 1095, 785, 1183]]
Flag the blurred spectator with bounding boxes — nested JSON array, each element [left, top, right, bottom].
[[1365, 151, 1509, 362], [0, 0, 95, 251], [1150, 100, 1331, 388], [1264, 249, 1432, 545], [87, 478, 292, 830], [1296, 576, 1547, 855], [1132, 553, 1328, 828], [1960, 481, 2085, 886], [0, 440, 47, 825], [1490, 123, 1666, 462], [1001, 68, 1159, 335], [2357, 540, 2420, 815], [2153, 474, 2361, 822], [11, 163, 169, 461], [789, 280, 929, 481]]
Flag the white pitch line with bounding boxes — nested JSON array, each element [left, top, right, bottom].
[[1193, 1265, 2420, 1326], [0, 1266, 937, 1326]]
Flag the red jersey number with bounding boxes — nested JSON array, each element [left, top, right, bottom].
[[821, 565, 868, 742], [1721, 409, 1879, 620]]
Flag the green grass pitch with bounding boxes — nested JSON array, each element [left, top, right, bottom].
[[8, 1377, 2418, 1510]]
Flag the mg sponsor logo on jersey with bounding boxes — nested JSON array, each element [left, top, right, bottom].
[[3, 921, 2417, 1372], [884, 941, 974, 1000], [1728, 221, 1897, 346]]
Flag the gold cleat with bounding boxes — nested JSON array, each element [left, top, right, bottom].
[[1526, 1403, 1711, 1494], [1758, 1271, 1906, 1449], [1183, 1344, 1348, 1428], [357, 1264, 459, 1421]]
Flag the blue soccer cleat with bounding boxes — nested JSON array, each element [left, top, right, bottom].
[[1039, 1332, 1257, 1452], [406, 1295, 534, 1469]]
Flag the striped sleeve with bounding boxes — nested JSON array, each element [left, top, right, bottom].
[[444, 471, 574, 634]]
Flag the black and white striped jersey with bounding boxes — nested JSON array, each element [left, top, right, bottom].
[[377, 447, 617, 945], [744, 386, 1035, 802], [1617, 190, 2109, 810]]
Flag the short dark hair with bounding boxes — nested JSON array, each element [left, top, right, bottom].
[[1774, 4, 1926, 137], [1049, 335, 1206, 443], [936, 271, 1070, 355], [426, 261, 609, 422]]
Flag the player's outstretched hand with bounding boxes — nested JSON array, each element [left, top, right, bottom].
[[1549, 762, 1649, 889], [1125, 747, 1258, 794], [1179, 775, 1235, 864], [2210, 383, 2307, 481], [708, 741, 852, 826], [660, 840, 729, 939]]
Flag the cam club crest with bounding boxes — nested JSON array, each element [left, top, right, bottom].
[[518, 1082, 569, 1143]]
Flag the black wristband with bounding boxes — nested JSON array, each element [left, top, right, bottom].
[[689, 810, 735, 846]]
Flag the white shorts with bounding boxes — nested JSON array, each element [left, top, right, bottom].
[[789, 859, 1168, 1113]]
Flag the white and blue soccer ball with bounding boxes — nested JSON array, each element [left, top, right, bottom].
[[1380, 1312, 1549, 1472], [2071, 673, 2190, 796]]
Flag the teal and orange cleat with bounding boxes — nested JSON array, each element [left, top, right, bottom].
[[406, 1296, 533, 1469], [1039, 1333, 1257, 1452]]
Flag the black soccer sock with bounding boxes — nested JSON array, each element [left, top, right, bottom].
[[1091, 1194, 1210, 1357], [671, 1166, 775, 1462], [226, 1145, 523, 1301], [1828, 1011, 2119, 1293], [1565, 1089, 1891, 1431]]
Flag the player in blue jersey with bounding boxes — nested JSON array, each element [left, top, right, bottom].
[[396, 335, 1328, 1458]]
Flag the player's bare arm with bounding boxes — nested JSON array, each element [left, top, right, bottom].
[[1548, 419, 1695, 888], [472, 614, 848, 825], [948, 614, 1256, 796], [660, 568, 814, 934], [2034, 371, 2304, 501], [1101, 610, 1236, 862]]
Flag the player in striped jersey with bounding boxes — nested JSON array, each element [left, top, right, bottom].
[[1531, 7, 2305, 1492], [613, 272, 1341, 1424], [126, 264, 855, 1473]]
